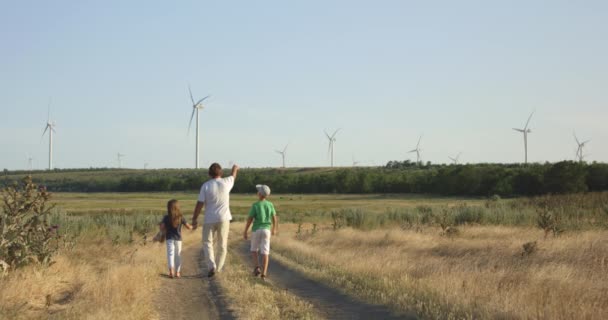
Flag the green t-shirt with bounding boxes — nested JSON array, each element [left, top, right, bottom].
[[248, 200, 276, 231]]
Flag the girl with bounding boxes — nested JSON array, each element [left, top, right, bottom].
[[159, 199, 192, 278]]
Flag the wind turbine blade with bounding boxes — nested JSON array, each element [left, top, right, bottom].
[[416, 135, 422, 148], [327, 142, 332, 158], [513, 128, 524, 132], [324, 130, 331, 139], [41, 125, 49, 141], [283, 144, 289, 153], [187, 108, 196, 135], [573, 132, 580, 145], [524, 111, 534, 130], [188, 85, 195, 105], [332, 128, 342, 138], [408, 149, 417, 153], [196, 95, 211, 106]]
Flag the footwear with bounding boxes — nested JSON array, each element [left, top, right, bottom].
[[207, 268, 216, 278], [253, 266, 261, 277], [261, 274, 267, 281]]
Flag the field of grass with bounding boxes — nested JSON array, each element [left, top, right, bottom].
[[2, 191, 607, 319], [0, 224, 164, 319], [272, 225, 608, 319]]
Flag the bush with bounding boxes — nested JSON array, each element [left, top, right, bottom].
[[0, 176, 59, 271]]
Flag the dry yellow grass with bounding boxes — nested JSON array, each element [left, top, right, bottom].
[[0, 236, 165, 320], [212, 222, 321, 320], [273, 224, 608, 319]]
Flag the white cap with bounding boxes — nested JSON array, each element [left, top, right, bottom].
[[256, 184, 271, 197]]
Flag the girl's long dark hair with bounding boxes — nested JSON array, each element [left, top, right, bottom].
[[167, 199, 182, 228]]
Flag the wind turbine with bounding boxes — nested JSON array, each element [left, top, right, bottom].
[[187, 85, 211, 169], [573, 132, 590, 162], [448, 152, 461, 165], [408, 135, 423, 165], [513, 112, 534, 164], [144, 162, 149, 170], [352, 155, 360, 167], [27, 155, 33, 170], [41, 100, 56, 170], [324, 129, 341, 167], [117, 153, 125, 168], [275, 144, 288, 168]]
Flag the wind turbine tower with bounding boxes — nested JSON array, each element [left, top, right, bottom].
[[117, 153, 125, 168], [187, 85, 210, 169], [324, 129, 341, 167], [275, 144, 288, 168], [41, 101, 56, 170], [513, 112, 534, 164], [573, 132, 590, 162], [408, 135, 423, 165]]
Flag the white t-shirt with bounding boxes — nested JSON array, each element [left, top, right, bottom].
[[198, 176, 235, 224]]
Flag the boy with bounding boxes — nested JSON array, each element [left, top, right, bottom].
[[243, 184, 278, 281]]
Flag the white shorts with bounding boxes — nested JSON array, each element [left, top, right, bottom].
[[250, 229, 271, 255]]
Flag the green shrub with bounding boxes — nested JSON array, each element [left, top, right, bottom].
[[0, 176, 59, 271]]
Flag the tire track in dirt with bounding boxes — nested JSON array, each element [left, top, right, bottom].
[[239, 242, 418, 320]]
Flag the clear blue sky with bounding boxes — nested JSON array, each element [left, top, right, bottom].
[[1, 0, 607, 170]]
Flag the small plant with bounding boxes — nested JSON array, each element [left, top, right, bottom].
[[311, 223, 318, 235], [485, 194, 501, 208], [295, 222, 303, 239], [1, 176, 59, 271], [522, 241, 537, 256], [536, 207, 563, 238], [437, 208, 452, 232], [331, 211, 345, 230], [443, 226, 460, 237]]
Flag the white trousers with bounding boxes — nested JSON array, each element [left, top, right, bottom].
[[202, 220, 230, 271], [166, 239, 183, 272]]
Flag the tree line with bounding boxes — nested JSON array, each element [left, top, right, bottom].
[[3, 161, 608, 196]]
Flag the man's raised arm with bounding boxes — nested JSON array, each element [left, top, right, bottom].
[[231, 164, 240, 180]]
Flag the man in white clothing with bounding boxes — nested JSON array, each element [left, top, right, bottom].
[[192, 162, 239, 277]]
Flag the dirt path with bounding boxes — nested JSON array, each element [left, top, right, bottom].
[[154, 244, 229, 320], [239, 243, 418, 320]]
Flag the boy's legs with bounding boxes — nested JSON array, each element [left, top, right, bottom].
[[250, 230, 261, 274], [215, 220, 230, 272], [166, 239, 175, 276], [259, 229, 271, 276], [202, 223, 217, 271]]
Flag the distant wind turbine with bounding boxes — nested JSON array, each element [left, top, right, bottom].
[[27, 155, 33, 170], [513, 112, 534, 164], [41, 99, 56, 170], [448, 152, 462, 165], [144, 162, 149, 170], [324, 129, 341, 167], [117, 153, 125, 168], [573, 132, 590, 163], [352, 155, 360, 167], [408, 135, 423, 165], [187, 85, 211, 169], [275, 144, 288, 168]]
